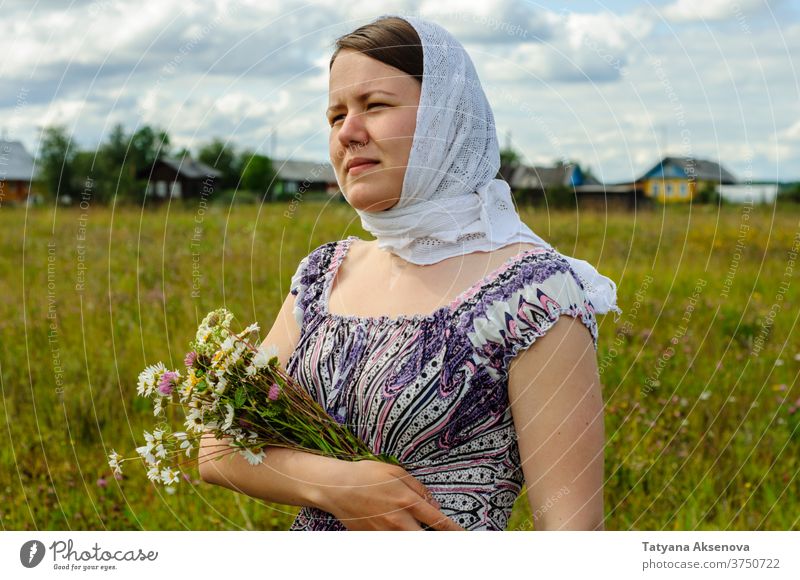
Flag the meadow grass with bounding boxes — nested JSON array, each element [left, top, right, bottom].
[[1, 199, 798, 530]]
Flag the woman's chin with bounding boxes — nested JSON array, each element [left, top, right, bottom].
[[345, 186, 399, 212]]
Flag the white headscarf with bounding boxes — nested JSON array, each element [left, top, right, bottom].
[[335, 13, 622, 318]]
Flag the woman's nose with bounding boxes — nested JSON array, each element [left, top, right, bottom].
[[336, 110, 369, 149]]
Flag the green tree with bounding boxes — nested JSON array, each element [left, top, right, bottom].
[[544, 183, 577, 210], [198, 138, 238, 189], [39, 125, 77, 201], [97, 123, 137, 202], [173, 146, 192, 159], [500, 145, 522, 168], [239, 152, 276, 200], [694, 182, 723, 204], [130, 125, 170, 173], [778, 182, 800, 203]]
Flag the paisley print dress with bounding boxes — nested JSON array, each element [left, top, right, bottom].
[[285, 235, 598, 530]]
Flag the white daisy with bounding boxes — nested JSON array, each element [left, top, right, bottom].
[[180, 439, 194, 457], [160, 467, 180, 485], [185, 408, 205, 433], [153, 396, 164, 417], [222, 403, 235, 431], [146, 465, 161, 482], [239, 322, 260, 337], [214, 375, 229, 396], [241, 448, 266, 465], [137, 362, 167, 397], [136, 444, 156, 466], [107, 450, 122, 475], [252, 347, 272, 369]]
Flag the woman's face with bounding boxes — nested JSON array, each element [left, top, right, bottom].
[[327, 48, 421, 212]]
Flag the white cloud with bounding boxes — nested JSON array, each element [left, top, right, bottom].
[[1, 0, 798, 182], [661, 0, 768, 22]]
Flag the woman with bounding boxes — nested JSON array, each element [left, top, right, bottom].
[[199, 14, 621, 531]]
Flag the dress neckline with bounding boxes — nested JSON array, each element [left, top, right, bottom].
[[320, 235, 556, 325]]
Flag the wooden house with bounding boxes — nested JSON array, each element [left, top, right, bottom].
[[635, 156, 737, 203], [137, 156, 222, 200], [0, 140, 40, 204], [271, 159, 338, 197], [499, 162, 643, 210]]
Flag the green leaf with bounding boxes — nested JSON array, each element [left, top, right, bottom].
[[234, 386, 246, 408]]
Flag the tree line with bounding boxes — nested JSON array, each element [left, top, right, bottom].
[[38, 124, 277, 204]]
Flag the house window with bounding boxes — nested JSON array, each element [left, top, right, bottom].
[[286, 181, 298, 194], [680, 182, 688, 196], [666, 183, 673, 195], [170, 181, 182, 198], [155, 181, 167, 197], [653, 182, 660, 195]]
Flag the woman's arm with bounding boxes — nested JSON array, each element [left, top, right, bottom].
[[197, 290, 328, 505], [199, 434, 345, 511], [198, 284, 463, 529], [508, 315, 606, 531]]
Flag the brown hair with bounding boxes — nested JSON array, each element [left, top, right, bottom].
[[329, 16, 423, 83]]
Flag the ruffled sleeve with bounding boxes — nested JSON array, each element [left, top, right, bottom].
[[469, 253, 599, 378], [289, 242, 335, 328]]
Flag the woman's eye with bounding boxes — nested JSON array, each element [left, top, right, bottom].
[[330, 104, 388, 126]]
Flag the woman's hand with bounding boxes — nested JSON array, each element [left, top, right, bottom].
[[319, 459, 466, 531]]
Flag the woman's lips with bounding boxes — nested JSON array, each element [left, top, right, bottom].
[[348, 161, 379, 175]]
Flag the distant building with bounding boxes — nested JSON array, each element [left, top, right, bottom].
[[499, 162, 643, 210], [271, 159, 338, 196], [635, 156, 737, 203], [0, 140, 40, 204], [137, 156, 222, 200]]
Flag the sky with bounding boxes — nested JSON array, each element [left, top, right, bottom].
[[2, 0, 799, 183]]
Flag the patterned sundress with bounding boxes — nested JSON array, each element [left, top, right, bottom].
[[285, 235, 599, 530]]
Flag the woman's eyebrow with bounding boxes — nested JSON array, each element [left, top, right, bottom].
[[326, 89, 397, 114]]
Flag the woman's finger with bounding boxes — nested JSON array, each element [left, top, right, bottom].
[[407, 497, 465, 531], [393, 471, 439, 507]]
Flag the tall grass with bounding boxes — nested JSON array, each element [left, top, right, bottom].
[[0, 200, 797, 530]]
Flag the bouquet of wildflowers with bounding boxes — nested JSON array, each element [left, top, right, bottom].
[[108, 307, 399, 489]]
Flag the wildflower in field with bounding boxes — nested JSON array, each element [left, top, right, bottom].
[[109, 307, 400, 492], [775, 359, 784, 366], [107, 450, 122, 476], [184, 351, 198, 368], [137, 362, 167, 397], [146, 465, 161, 482], [268, 383, 280, 401], [242, 448, 266, 466], [97, 478, 107, 488], [214, 375, 229, 396], [700, 390, 712, 400], [158, 371, 180, 395], [222, 404, 235, 430], [160, 467, 180, 485]]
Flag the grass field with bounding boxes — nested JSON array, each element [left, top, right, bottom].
[[1, 199, 798, 531]]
